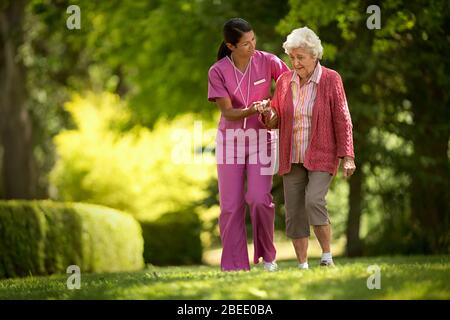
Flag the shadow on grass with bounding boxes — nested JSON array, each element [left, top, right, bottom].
[[1, 255, 448, 299]]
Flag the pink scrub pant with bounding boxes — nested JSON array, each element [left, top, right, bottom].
[[216, 129, 277, 271]]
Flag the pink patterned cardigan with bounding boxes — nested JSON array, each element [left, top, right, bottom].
[[266, 67, 354, 176]]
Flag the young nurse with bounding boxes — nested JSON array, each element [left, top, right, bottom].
[[207, 18, 289, 271]]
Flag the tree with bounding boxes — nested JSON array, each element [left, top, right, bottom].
[[384, 0, 450, 252], [0, 0, 37, 199]]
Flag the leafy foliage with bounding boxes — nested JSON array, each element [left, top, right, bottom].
[[0, 200, 144, 278], [50, 92, 217, 221], [140, 211, 203, 266]]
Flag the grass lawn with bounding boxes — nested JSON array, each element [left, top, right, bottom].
[[0, 255, 448, 300]]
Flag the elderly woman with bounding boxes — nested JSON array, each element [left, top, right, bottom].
[[263, 27, 356, 269]]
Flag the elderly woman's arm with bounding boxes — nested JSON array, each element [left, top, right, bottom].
[[331, 72, 356, 177]]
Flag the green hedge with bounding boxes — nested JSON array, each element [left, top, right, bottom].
[[0, 201, 144, 278], [140, 211, 202, 266]]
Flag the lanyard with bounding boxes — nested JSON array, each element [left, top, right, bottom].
[[229, 55, 252, 129]]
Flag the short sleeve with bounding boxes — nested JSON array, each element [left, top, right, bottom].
[[208, 66, 229, 102], [270, 54, 290, 81]]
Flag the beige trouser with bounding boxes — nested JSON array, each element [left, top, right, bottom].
[[282, 163, 333, 239]]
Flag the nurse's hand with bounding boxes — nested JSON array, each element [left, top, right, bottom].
[[248, 102, 260, 115], [254, 99, 271, 114]]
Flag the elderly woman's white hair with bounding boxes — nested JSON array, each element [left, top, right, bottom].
[[282, 27, 323, 60]]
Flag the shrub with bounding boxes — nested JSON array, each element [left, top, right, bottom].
[[0, 200, 144, 278], [140, 211, 202, 266]]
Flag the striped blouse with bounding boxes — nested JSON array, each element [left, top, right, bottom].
[[291, 61, 322, 163]]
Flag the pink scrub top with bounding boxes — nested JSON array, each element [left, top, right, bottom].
[[208, 50, 289, 130]]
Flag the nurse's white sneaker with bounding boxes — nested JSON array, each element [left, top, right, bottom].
[[263, 260, 278, 272]]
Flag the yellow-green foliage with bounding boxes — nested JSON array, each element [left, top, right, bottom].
[[50, 92, 216, 220], [0, 201, 144, 278]]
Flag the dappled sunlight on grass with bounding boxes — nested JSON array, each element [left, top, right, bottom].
[[0, 255, 448, 299]]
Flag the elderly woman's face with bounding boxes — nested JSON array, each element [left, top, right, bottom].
[[288, 47, 317, 79]]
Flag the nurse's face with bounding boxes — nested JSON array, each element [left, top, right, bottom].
[[289, 47, 317, 79], [228, 31, 256, 58]]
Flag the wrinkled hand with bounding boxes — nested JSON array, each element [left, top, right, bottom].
[[252, 100, 277, 128], [254, 99, 271, 114], [342, 157, 356, 178]]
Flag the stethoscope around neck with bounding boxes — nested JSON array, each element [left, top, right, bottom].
[[227, 54, 252, 129]]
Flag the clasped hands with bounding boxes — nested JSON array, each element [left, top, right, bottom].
[[250, 99, 278, 128]]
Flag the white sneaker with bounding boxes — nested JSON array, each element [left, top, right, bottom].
[[319, 260, 335, 267], [263, 260, 278, 272], [298, 262, 309, 270]]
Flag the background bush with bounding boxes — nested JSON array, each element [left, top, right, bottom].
[[0, 200, 144, 278], [140, 211, 203, 266]]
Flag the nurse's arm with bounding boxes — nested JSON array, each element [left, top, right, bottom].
[[215, 97, 258, 121]]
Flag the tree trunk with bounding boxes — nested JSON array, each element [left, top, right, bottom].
[[345, 163, 364, 257], [0, 0, 37, 199], [409, 106, 450, 253]]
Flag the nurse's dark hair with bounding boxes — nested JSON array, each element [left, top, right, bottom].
[[217, 18, 253, 61]]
